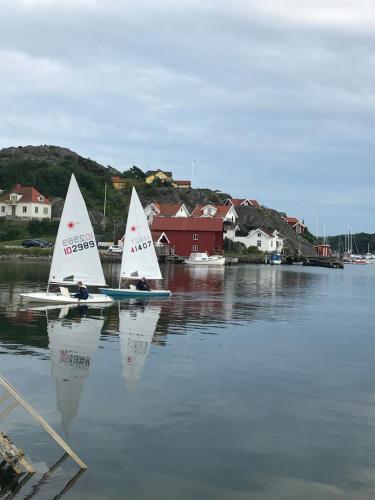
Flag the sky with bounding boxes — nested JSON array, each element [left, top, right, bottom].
[[0, 0, 374, 234]]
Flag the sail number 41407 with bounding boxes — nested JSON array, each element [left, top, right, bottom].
[[131, 241, 152, 252]]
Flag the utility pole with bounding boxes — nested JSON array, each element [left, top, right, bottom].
[[103, 183, 107, 218]]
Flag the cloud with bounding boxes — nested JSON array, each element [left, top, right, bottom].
[[0, 0, 374, 232]]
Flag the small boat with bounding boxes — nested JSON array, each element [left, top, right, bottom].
[[20, 174, 113, 305], [270, 254, 282, 265], [185, 252, 225, 266], [99, 188, 171, 299]]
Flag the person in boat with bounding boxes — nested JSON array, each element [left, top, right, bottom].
[[75, 281, 89, 300], [136, 277, 150, 292]]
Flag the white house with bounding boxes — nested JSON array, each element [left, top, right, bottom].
[[191, 204, 238, 224], [0, 184, 51, 220], [144, 202, 190, 225], [233, 228, 285, 253]]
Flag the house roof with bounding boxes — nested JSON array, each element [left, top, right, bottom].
[[152, 231, 171, 244], [283, 216, 305, 226], [148, 202, 189, 216], [111, 176, 125, 183], [0, 184, 51, 205], [227, 198, 261, 208], [152, 216, 223, 232], [146, 169, 172, 177], [191, 204, 234, 219], [250, 227, 285, 239], [173, 180, 191, 186]]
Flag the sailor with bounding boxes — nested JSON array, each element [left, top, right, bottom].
[[75, 281, 89, 300], [136, 277, 150, 291]]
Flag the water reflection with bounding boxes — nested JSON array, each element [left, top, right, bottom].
[[47, 309, 104, 433]]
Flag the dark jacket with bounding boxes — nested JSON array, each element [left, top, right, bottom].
[[76, 285, 89, 300], [136, 279, 150, 291]]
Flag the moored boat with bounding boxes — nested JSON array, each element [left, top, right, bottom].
[[185, 252, 225, 266]]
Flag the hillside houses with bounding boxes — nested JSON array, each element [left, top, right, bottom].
[[143, 199, 294, 257], [0, 184, 51, 221], [282, 216, 306, 235]]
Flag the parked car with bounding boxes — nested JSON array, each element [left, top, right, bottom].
[[107, 245, 123, 254], [22, 239, 53, 248]]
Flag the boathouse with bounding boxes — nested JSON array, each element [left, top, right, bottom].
[[151, 217, 224, 257], [315, 244, 332, 257]]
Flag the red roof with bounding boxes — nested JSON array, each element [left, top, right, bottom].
[[151, 203, 188, 216], [283, 216, 304, 226], [191, 204, 231, 218], [229, 198, 261, 208], [0, 184, 50, 204], [174, 180, 191, 185], [152, 217, 223, 232]]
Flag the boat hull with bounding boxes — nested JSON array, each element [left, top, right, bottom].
[[185, 258, 225, 266], [20, 292, 113, 305], [99, 288, 172, 299]]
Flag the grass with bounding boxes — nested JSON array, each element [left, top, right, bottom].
[[0, 246, 53, 256]]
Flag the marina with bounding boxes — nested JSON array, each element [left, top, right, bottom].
[[0, 261, 374, 499]]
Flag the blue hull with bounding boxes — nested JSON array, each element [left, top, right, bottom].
[[99, 288, 171, 299]]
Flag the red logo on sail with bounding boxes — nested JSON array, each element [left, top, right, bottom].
[[67, 221, 75, 229]]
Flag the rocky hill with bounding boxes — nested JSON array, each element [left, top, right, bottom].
[[0, 145, 316, 255]]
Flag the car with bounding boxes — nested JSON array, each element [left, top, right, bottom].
[[21, 239, 53, 248], [107, 245, 123, 254]]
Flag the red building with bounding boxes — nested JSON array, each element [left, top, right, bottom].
[[315, 244, 332, 257], [151, 217, 224, 257]]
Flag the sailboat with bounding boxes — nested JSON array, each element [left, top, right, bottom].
[[99, 187, 171, 298], [20, 174, 113, 305]]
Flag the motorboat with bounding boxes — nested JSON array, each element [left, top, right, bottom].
[[185, 252, 225, 266]]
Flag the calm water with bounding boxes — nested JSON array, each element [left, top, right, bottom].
[[0, 261, 374, 499]]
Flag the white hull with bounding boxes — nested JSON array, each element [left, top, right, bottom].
[[20, 292, 113, 305], [186, 258, 225, 266]]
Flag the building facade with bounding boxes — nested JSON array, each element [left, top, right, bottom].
[[151, 217, 224, 257], [0, 184, 51, 220], [233, 228, 285, 253]]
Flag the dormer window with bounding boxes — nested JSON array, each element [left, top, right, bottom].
[[204, 206, 216, 216], [38, 195, 44, 202], [10, 194, 18, 202]]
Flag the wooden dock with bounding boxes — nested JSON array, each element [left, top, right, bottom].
[[303, 256, 344, 269]]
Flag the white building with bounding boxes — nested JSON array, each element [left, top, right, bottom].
[[0, 184, 52, 220], [144, 202, 190, 225], [233, 228, 285, 253]]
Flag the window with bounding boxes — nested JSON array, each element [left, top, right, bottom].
[[38, 195, 44, 202], [43, 207, 48, 214], [10, 194, 17, 202], [192, 245, 199, 251], [270, 240, 273, 247], [1, 206, 5, 213], [193, 233, 199, 241], [257, 240, 262, 247], [22, 206, 27, 213], [257, 232, 262, 237], [34, 206, 39, 214]]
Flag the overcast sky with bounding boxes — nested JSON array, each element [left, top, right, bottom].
[[0, 0, 374, 233]]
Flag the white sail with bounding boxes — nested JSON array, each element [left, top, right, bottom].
[[48, 315, 103, 432], [119, 304, 161, 388], [49, 174, 106, 286], [120, 187, 162, 280]]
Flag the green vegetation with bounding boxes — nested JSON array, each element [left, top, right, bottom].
[[327, 232, 375, 254], [0, 246, 53, 257], [0, 219, 58, 242]]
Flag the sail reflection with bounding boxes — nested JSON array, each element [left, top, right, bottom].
[[119, 302, 161, 389], [47, 309, 103, 433]]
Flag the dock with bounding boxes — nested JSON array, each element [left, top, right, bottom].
[[303, 256, 344, 269]]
